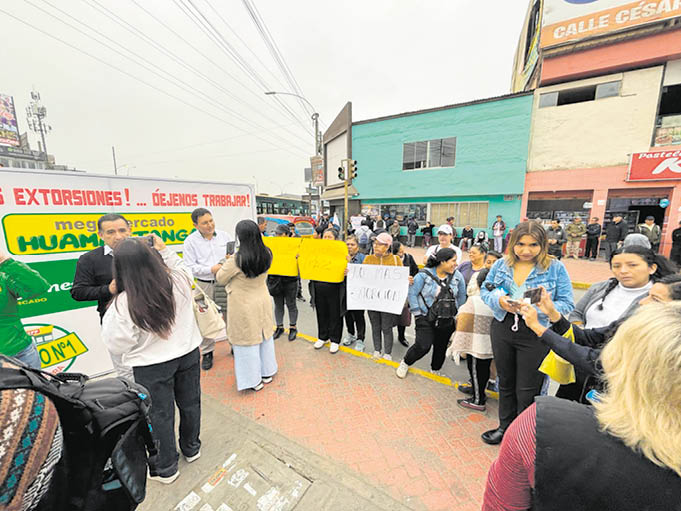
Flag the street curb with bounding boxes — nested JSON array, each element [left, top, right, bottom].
[[572, 281, 592, 289], [286, 329, 500, 401]]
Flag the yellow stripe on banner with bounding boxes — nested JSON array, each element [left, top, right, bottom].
[[281, 327, 499, 401]]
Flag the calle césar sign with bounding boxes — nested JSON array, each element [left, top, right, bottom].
[[628, 149, 681, 181]]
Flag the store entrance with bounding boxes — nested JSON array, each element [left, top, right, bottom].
[[630, 205, 665, 227], [606, 197, 668, 233]]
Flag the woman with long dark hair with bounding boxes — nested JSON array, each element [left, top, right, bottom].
[[216, 219, 277, 392], [569, 245, 677, 328], [396, 248, 466, 378], [480, 221, 574, 445], [102, 234, 202, 484], [519, 273, 681, 403]]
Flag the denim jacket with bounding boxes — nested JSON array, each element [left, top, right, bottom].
[[480, 258, 574, 326], [408, 267, 467, 318]]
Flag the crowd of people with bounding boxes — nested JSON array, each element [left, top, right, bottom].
[[2, 207, 681, 508]]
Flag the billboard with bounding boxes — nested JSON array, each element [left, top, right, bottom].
[[627, 149, 681, 181], [0, 168, 255, 376], [0, 94, 20, 147], [310, 155, 324, 186], [541, 0, 681, 48]]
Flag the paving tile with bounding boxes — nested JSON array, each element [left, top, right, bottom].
[[201, 335, 501, 510]]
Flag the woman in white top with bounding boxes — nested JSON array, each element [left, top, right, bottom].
[[102, 234, 202, 485], [423, 224, 463, 265], [569, 245, 677, 328], [560, 245, 677, 402]]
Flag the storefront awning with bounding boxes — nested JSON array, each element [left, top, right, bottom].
[[321, 184, 358, 200]]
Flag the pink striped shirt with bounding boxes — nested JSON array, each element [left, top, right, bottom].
[[482, 403, 537, 511]]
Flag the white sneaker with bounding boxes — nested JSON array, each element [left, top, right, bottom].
[[184, 451, 201, 463], [148, 470, 180, 484], [329, 342, 340, 354], [382, 354, 392, 361], [396, 360, 409, 379], [354, 340, 365, 352], [372, 351, 381, 359], [342, 334, 356, 346], [253, 382, 264, 391], [313, 339, 326, 349]]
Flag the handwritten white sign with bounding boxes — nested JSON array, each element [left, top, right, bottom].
[[346, 264, 410, 314]]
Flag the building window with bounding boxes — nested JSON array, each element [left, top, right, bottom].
[[430, 202, 489, 229], [654, 84, 681, 146], [380, 203, 428, 224], [539, 80, 622, 108], [402, 137, 456, 170], [28, 161, 36, 169], [595, 81, 620, 99]]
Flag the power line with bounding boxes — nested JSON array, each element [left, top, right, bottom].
[[1, 6, 309, 159], [79, 121, 297, 166], [32, 0, 310, 154], [175, 0, 314, 136], [240, 0, 313, 118], [83, 0, 311, 151], [107, 0, 315, 149]]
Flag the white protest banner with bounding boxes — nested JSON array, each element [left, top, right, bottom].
[[346, 263, 409, 314]]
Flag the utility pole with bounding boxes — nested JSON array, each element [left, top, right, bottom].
[[338, 159, 358, 240], [25, 90, 52, 168], [112, 146, 118, 175]]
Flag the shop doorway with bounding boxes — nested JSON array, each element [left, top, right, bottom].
[[630, 205, 665, 228]]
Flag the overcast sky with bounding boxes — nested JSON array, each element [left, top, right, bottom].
[[2, 0, 529, 195]]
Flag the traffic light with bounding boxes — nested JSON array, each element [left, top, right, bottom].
[[337, 166, 345, 180], [349, 160, 358, 179]]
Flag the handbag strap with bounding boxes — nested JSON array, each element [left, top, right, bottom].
[[194, 281, 211, 300]]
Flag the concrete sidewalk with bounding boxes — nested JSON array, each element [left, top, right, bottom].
[[141, 393, 412, 511], [150, 335, 500, 511]]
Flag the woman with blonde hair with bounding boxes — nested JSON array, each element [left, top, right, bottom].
[[479, 221, 573, 445], [482, 302, 681, 510]]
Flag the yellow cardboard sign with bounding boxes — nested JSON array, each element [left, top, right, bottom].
[[298, 239, 348, 283], [263, 236, 302, 277], [2, 212, 194, 256]]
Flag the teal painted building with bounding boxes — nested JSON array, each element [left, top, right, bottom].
[[351, 92, 533, 237]]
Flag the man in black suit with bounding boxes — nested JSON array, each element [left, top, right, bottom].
[[71, 213, 132, 379]]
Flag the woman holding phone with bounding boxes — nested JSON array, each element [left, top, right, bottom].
[[480, 221, 574, 445]]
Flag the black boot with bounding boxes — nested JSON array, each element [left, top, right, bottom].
[[273, 326, 285, 340], [481, 427, 505, 445], [201, 352, 213, 371], [288, 327, 298, 341]]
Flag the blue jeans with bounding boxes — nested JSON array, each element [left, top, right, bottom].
[[12, 342, 42, 369]]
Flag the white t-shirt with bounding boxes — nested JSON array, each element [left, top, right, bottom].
[[425, 243, 463, 266], [584, 281, 652, 329]]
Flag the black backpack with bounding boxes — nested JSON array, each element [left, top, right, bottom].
[[0, 355, 157, 511], [419, 270, 458, 328]]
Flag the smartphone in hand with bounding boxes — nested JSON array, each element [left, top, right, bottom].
[[226, 241, 236, 255], [523, 287, 542, 304]]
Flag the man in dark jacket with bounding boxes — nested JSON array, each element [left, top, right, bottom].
[[71, 213, 132, 379], [406, 218, 419, 247], [584, 217, 602, 260], [671, 220, 681, 266], [603, 215, 628, 261], [547, 220, 567, 259]]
